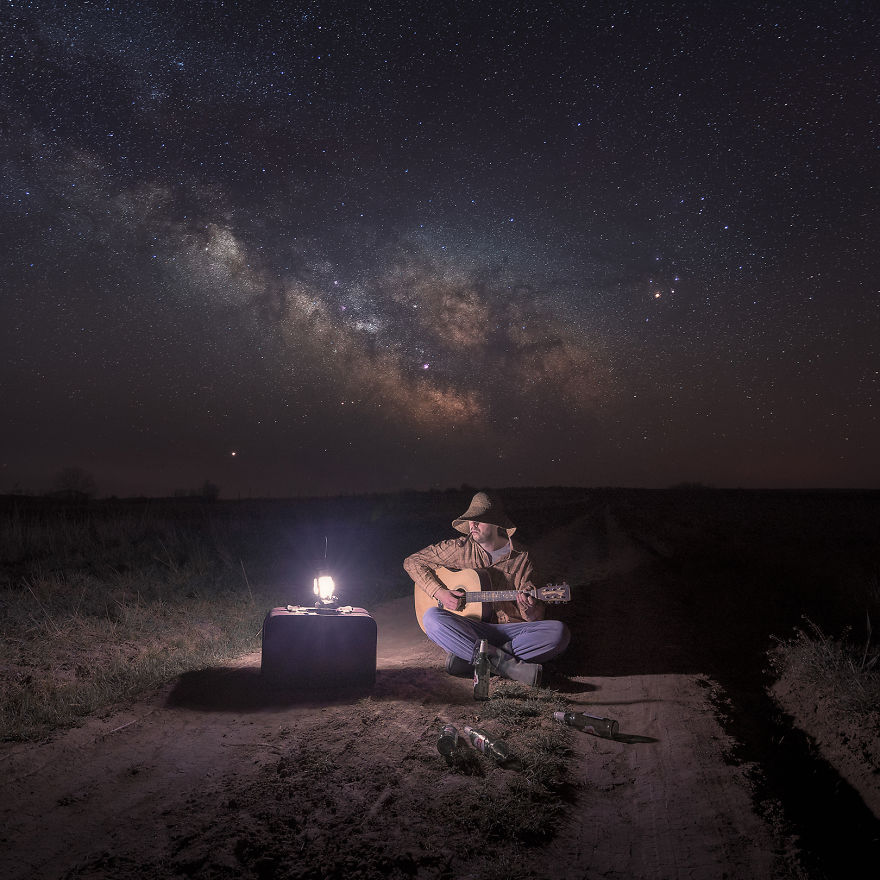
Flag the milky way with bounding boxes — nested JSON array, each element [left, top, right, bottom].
[[1, 1, 877, 496]]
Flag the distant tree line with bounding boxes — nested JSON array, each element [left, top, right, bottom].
[[173, 480, 221, 501], [3, 470, 223, 502]]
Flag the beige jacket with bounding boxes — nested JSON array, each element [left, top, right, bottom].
[[403, 535, 544, 624]]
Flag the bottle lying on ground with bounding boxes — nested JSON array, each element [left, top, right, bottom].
[[436, 723, 459, 756], [553, 711, 620, 739], [462, 724, 511, 762]]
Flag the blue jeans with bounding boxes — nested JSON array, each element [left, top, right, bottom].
[[422, 606, 570, 664]]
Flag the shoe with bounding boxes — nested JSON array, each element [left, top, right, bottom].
[[487, 647, 542, 687], [445, 652, 473, 677]]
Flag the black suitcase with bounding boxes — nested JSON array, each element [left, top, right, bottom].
[[260, 606, 377, 689]]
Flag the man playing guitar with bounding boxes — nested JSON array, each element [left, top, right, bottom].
[[404, 491, 570, 686]]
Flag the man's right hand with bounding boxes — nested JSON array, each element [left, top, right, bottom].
[[435, 587, 464, 612]]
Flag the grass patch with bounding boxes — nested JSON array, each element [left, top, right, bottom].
[[443, 682, 574, 845], [768, 615, 880, 814], [477, 681, 572, 786], [768, 617, 880, 718], [0, 498, 287, 741], [0, 571, 269, 741]]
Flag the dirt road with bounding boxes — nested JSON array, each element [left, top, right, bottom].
[[0, 506, 802, 880], [0, 605, 781, 879]]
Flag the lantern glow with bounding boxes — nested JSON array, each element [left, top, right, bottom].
[[313, 574, 338, 605]]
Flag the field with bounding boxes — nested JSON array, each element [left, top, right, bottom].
[[1, 487, 878, 879]]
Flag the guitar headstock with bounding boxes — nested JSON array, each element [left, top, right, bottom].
[[535, 583, 570, 604]]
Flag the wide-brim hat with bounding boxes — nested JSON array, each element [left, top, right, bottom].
[[452, 491, 516, 536]]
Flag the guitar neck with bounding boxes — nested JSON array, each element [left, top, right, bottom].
[[463, 590, 520, 604]]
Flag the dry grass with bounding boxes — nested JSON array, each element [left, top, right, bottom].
[[769, 616, 880, 718], [445, 682, 573, 844], [0, 568, 268, 741], [0, 498, 281, 741], [768, 614, 880, 818]]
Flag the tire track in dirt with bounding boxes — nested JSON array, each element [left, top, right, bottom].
[[522, 506, 790, 879]]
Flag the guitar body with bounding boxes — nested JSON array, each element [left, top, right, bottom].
[[413, 567, 494, 633], [413, 566, 571, 634]]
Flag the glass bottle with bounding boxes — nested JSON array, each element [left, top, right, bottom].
[[436, 723, 459, 756], [553, 710, 619, 739], [462, 724, 511, 762], [473, 638, 490, 701]]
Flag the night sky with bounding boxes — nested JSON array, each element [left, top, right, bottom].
[[2, 1, 878, 498]]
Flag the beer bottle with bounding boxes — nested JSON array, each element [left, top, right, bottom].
[[553, 710, 619, 739], [473, 638, 490, 701], [462, 725, 511, 762], [436, 723, 459, 756]]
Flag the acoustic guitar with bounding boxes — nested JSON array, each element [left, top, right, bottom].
[[413, 566, 571, 633]]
